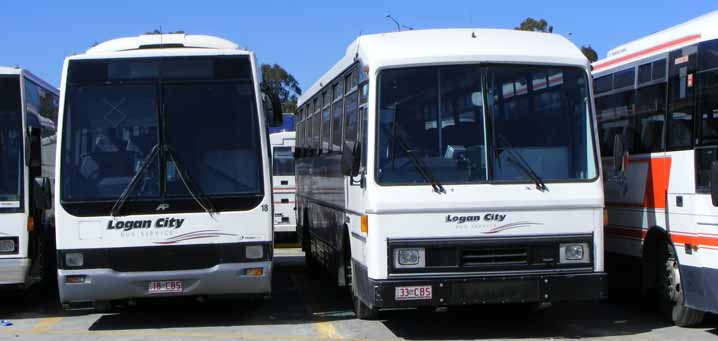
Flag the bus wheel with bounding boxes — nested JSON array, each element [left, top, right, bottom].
[[657, 241, 704, 327]]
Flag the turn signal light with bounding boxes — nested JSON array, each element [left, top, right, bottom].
[[244, 268, 264, 276], [27, 217, 34, 232], [361, 215, 368, 233]]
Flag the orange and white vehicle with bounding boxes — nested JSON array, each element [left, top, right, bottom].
[[269, 131, 296, 236], [594, 11, 718, 326]]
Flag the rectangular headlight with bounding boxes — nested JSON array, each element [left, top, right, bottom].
[[65, 253, 84, 267], [245, 245, 264, 259], [0, 239, 16, 253], [394, 248, 425, 268], [560, 243, 590, 263]]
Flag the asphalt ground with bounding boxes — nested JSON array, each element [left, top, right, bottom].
[[0, 248, 716, 341]]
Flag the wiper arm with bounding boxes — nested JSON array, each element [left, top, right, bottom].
[[496, 134, 548, 192], [163, 145, 219, 218], [111, 144, 160, 217], [381, 125, 445, 194]]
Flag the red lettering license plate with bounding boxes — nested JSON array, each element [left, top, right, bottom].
[[395, 285, 432, 301], [148, 280, 183, 294]]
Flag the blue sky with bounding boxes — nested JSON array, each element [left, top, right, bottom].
[[0, 0, 715, 91]]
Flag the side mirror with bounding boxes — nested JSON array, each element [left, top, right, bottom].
[[612, 134, 627, 173], [26, 127, 42, 168], [264, 92, 283, 127], [341, 143, 361, 177], [33, 177, 52, 210], [711, 161, 718, 207]]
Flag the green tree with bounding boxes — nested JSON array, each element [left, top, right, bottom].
[[261, 64, 302, 113], [581, 45, 598, 62], [515, 18, 553, 33], [515, 19, 599, 62]]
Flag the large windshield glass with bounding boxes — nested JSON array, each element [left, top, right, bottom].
[[0, 77, 23, 207], [61, 56, 263, 213], [376, 64, 597, 185]]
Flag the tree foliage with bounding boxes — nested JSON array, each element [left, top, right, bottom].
[[515, 18, 553, 33], [580, 45, 598, 62], [515, 19, 599, 62], [261, 63, 302, 113]]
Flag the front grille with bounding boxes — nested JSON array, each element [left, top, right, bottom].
[[108, 245, 220, 272], [461, 247, 528, 267]]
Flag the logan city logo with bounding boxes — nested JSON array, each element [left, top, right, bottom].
[[107, 217, 185, 231], [445, 213, 506, 224]]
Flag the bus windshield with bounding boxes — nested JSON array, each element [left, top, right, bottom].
[[0, 77, 23, 206], [377, 64, 597, 185], [61, 57, 263, 207]]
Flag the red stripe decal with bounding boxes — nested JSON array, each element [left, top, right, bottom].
[[593, 34, 701, 71]]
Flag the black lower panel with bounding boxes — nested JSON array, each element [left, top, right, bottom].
[[681, 265, 718, 314], [369, 272, 607, 309], [58, 242, 271, 271]]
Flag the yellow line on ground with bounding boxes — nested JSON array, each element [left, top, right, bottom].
[[31, 317, 64, 333], [0, 328, 405, 341], [315, 321, 341, 339]]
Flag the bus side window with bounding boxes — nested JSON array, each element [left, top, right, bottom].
[[667, 48, 697, 150]]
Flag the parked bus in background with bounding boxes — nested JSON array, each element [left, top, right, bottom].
[[0, 67, 58, 290], [55, 33, 283, 310], [594, 11, 718, 326], [270, 131, 296, 237], [294, 28, 606, 319]]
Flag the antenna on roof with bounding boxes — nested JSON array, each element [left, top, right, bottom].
[[385, 14, 402, 32]]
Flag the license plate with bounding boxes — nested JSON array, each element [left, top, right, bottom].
[[148, 280, 183, 294], [395, 285, 432, 301]]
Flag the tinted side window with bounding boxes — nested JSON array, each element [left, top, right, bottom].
[[594, 75, 612, 94], [667, 48, 697, 150], [613, 68, 635, 89]]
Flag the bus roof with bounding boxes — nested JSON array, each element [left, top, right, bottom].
[[67, 34, 250, 61], [0, 66, 59, 95], [593, 11, 718, 73], [299, 28, 587, 105]]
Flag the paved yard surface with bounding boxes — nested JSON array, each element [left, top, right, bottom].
[[0, 248, 716, 341]]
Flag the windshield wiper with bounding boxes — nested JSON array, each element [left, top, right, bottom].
[[496, 134, 548, 192], [110, 144, 160, 217], [381, 125, 445, 194], [163, 145, 218, 218]]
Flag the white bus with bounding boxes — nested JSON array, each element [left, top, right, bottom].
[[0, 67, 58, 290], [55, 33, 282, 310], [294, 28, 606, 319], [270, 131, 296, 236], [594, 11, 718, 326]]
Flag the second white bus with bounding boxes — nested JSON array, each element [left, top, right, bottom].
[[295, 28, 607, 319]]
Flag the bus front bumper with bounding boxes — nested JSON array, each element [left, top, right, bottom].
[[58, 261, 271, 307], [366, 272, 607, 309], [0, 258, 30, 286]]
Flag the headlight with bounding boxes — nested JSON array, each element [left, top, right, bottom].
[[245, 245, 264, 259], [394, 248, 425, 268], [560, 243, 589, 263], [65, 253, 84, 267], [0, 239, 16, 253]]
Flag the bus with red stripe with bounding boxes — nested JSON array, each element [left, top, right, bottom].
[[594, 11, 718, 326]]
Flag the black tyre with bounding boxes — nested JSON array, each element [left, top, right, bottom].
[[657, 241, 704, 327]]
